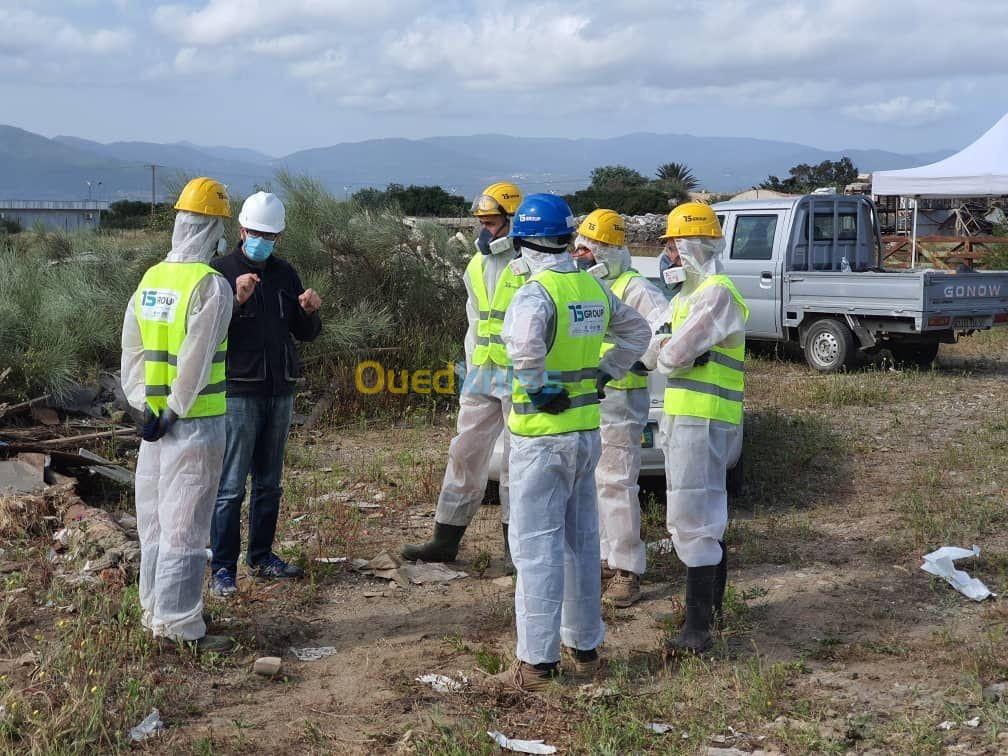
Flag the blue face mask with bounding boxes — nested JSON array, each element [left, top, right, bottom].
[[244, 235, 275, 262], [475, 227, 493, 256]]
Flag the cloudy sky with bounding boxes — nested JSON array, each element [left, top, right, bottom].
[[2, 0, 1006, 156]]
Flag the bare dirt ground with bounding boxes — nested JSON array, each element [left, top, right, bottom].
[[2, 330, 1007, 754]]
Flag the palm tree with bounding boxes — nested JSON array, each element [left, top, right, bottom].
[[656, 162, 699, 192]]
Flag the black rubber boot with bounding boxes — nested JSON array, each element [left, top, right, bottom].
[[667, 565, 718, 655], [502, 522, 515, 575], [713, 541, 727, 629], [400, 522, 466, 562]]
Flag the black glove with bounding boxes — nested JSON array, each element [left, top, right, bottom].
[[139, 407, 178, 442], [629, 360, 649, 376], [656, 323, 672, 335], [528, 385, 571, 415], [693, 351, 712, 367], [595, 371, 613, 399]]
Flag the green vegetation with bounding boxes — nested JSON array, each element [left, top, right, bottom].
[[101, 200, 173, 231], [564, 162, 705, 215], [759, 157, 859, 194], [351, 183, 467, 216], [0, 173, 467, 411]]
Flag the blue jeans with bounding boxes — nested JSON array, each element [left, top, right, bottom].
[[211, 394, 294, 572]]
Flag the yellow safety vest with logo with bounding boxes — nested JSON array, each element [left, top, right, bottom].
[[663, 274, 749, 425], [601, 269, 648, 391], [466, 253, 526, 366], [509, 270, 611, 437], [134, 261, 227, 418]]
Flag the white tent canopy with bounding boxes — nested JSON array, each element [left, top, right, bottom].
[[872, 112, 1008, 197]]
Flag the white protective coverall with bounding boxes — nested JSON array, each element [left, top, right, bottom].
[[645, 237, 746, 568], [502, 246, 651, 664], [577, 238, 668, 576], [435, 245, 514, 526], [121, 211, 233, 640]]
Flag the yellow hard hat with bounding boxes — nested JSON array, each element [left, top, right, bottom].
[[660, 201, 721, 239], [577, 209, 626, 247], [471, 181, 522, 217], [174, 177, 231, 218]]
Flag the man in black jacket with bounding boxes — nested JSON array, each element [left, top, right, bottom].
[[208, 191, 322, 596]]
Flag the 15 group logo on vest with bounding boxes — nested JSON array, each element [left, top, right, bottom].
[[139, 289, 181, 323], [567, 301, 607, 337]]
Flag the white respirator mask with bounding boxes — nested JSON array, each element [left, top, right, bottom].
[[663, 266, 686, 285], [509, 257, 531, 276], [587, 262, 609, 280], [489, 236, 514, 255]]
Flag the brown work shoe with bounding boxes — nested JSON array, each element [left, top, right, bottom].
[[491, 659, 560, 692], [603, 570, 642, 607], [601, 562, 616, 582], [562, 646, 601, 681]]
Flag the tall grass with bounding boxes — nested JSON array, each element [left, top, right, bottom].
[[0, 230, 166, 399], [0, 174, 469, 418]]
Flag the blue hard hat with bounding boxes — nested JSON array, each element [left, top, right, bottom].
[[509, 193, 577, 239]]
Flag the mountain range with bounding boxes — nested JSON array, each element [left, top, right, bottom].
[[0, 123, 951, 202]]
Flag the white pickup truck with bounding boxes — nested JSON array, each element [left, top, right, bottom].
[[707, 194, 1008, 372]]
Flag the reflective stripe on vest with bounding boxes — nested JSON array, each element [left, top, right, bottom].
[[134, 261, 227, 418], [508, 270, 610, 437], [662, 274, 749, 425], [600, 269, 648, 391], [467, 254, 526, 367]]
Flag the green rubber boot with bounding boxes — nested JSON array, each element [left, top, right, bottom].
[[400, 522, 466, 562]]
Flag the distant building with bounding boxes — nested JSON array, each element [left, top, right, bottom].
[[0, 200, 109, 232]]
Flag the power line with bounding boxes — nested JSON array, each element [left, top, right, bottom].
[[145, 164, 163, 218]]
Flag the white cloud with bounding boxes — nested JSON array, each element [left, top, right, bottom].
[[846, 96, 956, 126], [153, 0, 410, 46], [0, 8, 132, 55]]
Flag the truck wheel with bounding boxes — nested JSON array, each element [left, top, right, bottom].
[[890, 341, 939, 370], [803, 318, 856, 373]]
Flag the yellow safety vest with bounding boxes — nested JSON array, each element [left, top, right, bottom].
[[663, 275, 749, 425], [466, 253, 526, 367], [134, 261, 227, 418], [509, 270, 611, 437], [600, 269, 648, 391]]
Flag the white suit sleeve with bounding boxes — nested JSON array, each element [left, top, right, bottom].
[[462, 267, 478, 371], [623, 276, 672, 331], [166, 275, 234, 417], [501, 282, 554, 394], [120, 293, 147, 412], [598, 291, 651, 380], [655, 285, 747, 375]]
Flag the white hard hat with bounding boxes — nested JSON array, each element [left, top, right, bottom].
[[238, 191, 286, 234]]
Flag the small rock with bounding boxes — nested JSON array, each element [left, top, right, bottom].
[[253, 656, 282, 677], [981, 681, 1008, 702], [492, 576, 514, 588], [706, 748, 750, 756]]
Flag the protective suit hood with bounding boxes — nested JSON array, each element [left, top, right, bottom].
[[520, 239, 575, 276], [167, 211, 226, 264], [574, 234, 631, 281], [675, 236, 725, 278]]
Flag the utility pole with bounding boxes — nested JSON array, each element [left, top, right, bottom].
[[146, 164, 162, 219]]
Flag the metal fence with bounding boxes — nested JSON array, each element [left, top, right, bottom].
[[0, 200, 110, 211]]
